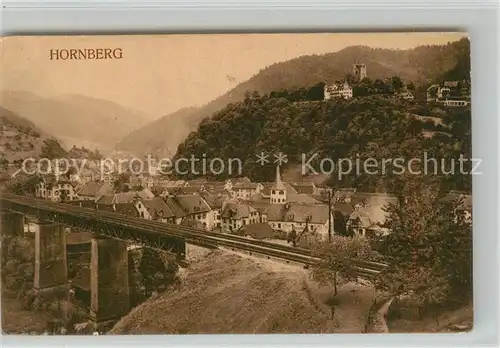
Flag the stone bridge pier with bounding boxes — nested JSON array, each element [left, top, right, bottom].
[[34, 222, 69, 298], [32, 223, 131, 327], [2, 212, 131, 328], [90, 235, 130, 329]]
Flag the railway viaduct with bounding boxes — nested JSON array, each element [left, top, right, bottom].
[[0, 194, 388, 329], [0, 194, 189, 328]]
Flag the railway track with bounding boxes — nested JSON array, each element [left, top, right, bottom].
[[1, 194, 388, 278]]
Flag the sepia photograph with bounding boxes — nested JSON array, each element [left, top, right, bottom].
[[0, 32, 472, 335]]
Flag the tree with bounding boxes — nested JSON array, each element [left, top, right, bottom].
[[113, 172, 130, 193], [313, 236, 372, 296], [0, 157, 8, 170], [138, 248, 180, 295], [307, 82, 326, 101], [40, 139, 67, 159], [373, 79, 387, 94], [391, 76, 404, 92], [376, 177, 472, 310], [345, 73, 355, 85], [333, 211, 350, 236], [7, 175, 40, 196]]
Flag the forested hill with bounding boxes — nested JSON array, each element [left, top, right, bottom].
[[0, 106, 55, 163], [174, 93, 471, 193], [115, 38, 470, 156]]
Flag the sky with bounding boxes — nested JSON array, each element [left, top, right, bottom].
[[0, 32, 467, 119]]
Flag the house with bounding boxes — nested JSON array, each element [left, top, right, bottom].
[[166, 185, 205, 196], [233, 182, 263, 199], [201, 194, 228, 230], [178, 186, 206, 195], [136, 188, 155, 200], [442, 99, 469, 107], [153, 185, 202, 198], [134, 197, 176, 223], [67, 199, 97, 209], [94, 196, 140, 217], [291, 182, 317, 195], [236, 223, 275, 240], [150, 185, 168, 197], [427, 80, 471, 105], [246, 200, 270, 223], [77, 181, 114, 201], [287, 192, 322, 204], [35, 175, 79, 202], [206, 187, 235, 198], [99, 172, 117, 185], [266, 202, 333, 240], [79, 169, 97, 184], [324, 81, 353, 100], [350, 192, 397, 209], [187, 178, 208, 186], [438, 190, 472, 223], [346, 193, 398, 237], [396, 91, 415, 101], [165, 194, 213, 230], [203, 180, 233, 192], [221, 200, 261, 232], [158, 179, 189, 188], [232, 177, 252, 185], [95, 191, 142, 212], [333, 188, 357, 203], [164, 197, 187, 225], [113, 203, 141, 217]]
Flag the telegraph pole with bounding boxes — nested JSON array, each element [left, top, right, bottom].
[[328, 189, 333, 242]]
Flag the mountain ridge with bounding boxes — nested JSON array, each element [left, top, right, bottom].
[[1, 90, 154, 154]]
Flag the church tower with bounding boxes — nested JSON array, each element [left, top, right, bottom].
[[270, 165, 287, 204]]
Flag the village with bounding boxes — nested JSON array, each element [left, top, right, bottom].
[[28, 160, 472, 247]]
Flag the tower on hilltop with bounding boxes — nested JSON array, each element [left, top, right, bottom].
[[353, 63, 367, 82]]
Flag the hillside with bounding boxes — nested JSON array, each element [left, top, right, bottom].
[[115, 38, 470, 157], [115, 107, 199, 157], [1, 90, 154, 154], [173, 93, 471, 193], [110, 251, 375, 334], [0, 106, 53, 163]]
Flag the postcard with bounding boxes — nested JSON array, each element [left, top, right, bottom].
[[0, 32, 472, 334]]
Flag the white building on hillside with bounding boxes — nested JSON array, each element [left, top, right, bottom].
[[324, 81, 353, 100]]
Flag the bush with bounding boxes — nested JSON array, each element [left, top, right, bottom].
[[2, 235, 36, 302]]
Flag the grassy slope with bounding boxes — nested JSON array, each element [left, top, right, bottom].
[[0, 106, 51, 162], [110, 251, 375, 334]]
